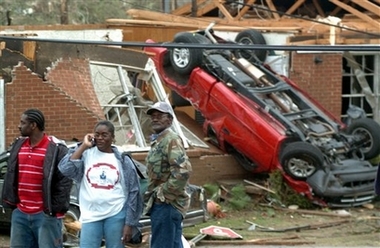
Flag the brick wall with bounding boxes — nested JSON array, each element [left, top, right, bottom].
[[45, 58, 104, 118], [289, 52, 342, 118], [5, 61, 102, 146]]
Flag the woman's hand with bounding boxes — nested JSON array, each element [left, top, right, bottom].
[[121, 225, 133, 244], [83, 133, 95, 148], [70, 133, 94, 160]]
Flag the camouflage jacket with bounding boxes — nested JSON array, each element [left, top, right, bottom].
[[143, 129, 192, 218]]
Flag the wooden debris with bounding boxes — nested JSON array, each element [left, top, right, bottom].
[[198, 234, 314, 246], [244, 185, 264, 195], [273, 206, 353, 218], [255, 219, 350, 232], [243, 179, 275, 194], [121, 0, 380, 45], [356, 216, 380, 221]]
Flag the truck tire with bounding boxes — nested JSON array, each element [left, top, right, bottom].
[[234, 29, 267, 63], [280, 141, 324, 180], [347, 118, 380, 160], [170, 32, 209, 75]]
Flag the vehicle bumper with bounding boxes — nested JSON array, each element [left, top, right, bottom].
[[307, 159, 377, 207]]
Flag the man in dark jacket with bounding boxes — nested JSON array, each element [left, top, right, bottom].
[[2, 109, 72, 248]]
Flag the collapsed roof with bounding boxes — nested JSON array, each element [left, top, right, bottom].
[[106, 0, 380, 45]]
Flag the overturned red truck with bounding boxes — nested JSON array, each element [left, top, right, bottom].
[[144, 24, 380, 207]]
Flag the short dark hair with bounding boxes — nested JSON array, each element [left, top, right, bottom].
[[24, 109, 45, 131], [95, 120, 115, 136]]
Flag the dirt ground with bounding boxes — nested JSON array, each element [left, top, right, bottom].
[[0, 200, 378, 248], [183, 198, 380, 247]]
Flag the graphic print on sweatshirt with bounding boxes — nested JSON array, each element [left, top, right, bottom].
[[80, 148, 126, 222], [82, 148, 122, 192], [86, 162, 120, 189]]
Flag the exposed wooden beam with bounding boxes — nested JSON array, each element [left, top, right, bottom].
[[214, 0, 234, 21], [350, 0, 380, 18], [171, 0, 209, 15], [196, 1, 217, 17], [265, 0, 280, 19], [330, 0, 350, 16], [312, 0, 326, 17], [329, 0, 380, 28], [234, 0, 257, 20], [284, 0, 306, 16], [107, 19, 207, 29], [124, 10, 305, 31], [106, 18, 302, 32], [126, 9, 210, 24], [125, 8, 380, 34]]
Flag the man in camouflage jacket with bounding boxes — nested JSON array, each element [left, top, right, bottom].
[[143, 101, 192, 248]]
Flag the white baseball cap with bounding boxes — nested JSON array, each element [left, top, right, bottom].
[[147, 102, 174, 117]]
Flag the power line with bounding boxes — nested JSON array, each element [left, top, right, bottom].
[[1, 35, 379, 52]]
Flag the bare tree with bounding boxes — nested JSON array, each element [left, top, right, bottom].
[[60, 0, 69, 24], [1, 0, 137, 25]]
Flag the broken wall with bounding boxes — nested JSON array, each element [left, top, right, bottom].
[[5, 60, 101, 147], [5, 58, 249, 186], [45, 58, 104, 118]]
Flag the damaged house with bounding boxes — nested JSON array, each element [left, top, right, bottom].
[[0, 28, 247, 186], [0, 0, 379, 206]]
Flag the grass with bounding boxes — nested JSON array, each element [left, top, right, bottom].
[[183, 198, 380, 247], [184, 202, 291, 240]]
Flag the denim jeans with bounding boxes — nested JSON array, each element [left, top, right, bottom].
[[10, 208, 63, 248], [80, 208, 126, 248], [150, 202, 183, 248]]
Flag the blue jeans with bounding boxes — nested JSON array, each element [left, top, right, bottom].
[[10, 208, 63, 248], [80, 209, 126, 248], [150, 202, 183, 248]]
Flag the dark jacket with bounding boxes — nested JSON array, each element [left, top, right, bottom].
[[2, 136, 72, 216]]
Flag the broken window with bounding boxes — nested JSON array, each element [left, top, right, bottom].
[[89, 60, 209, 152], [342, 53, 380, 123]]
